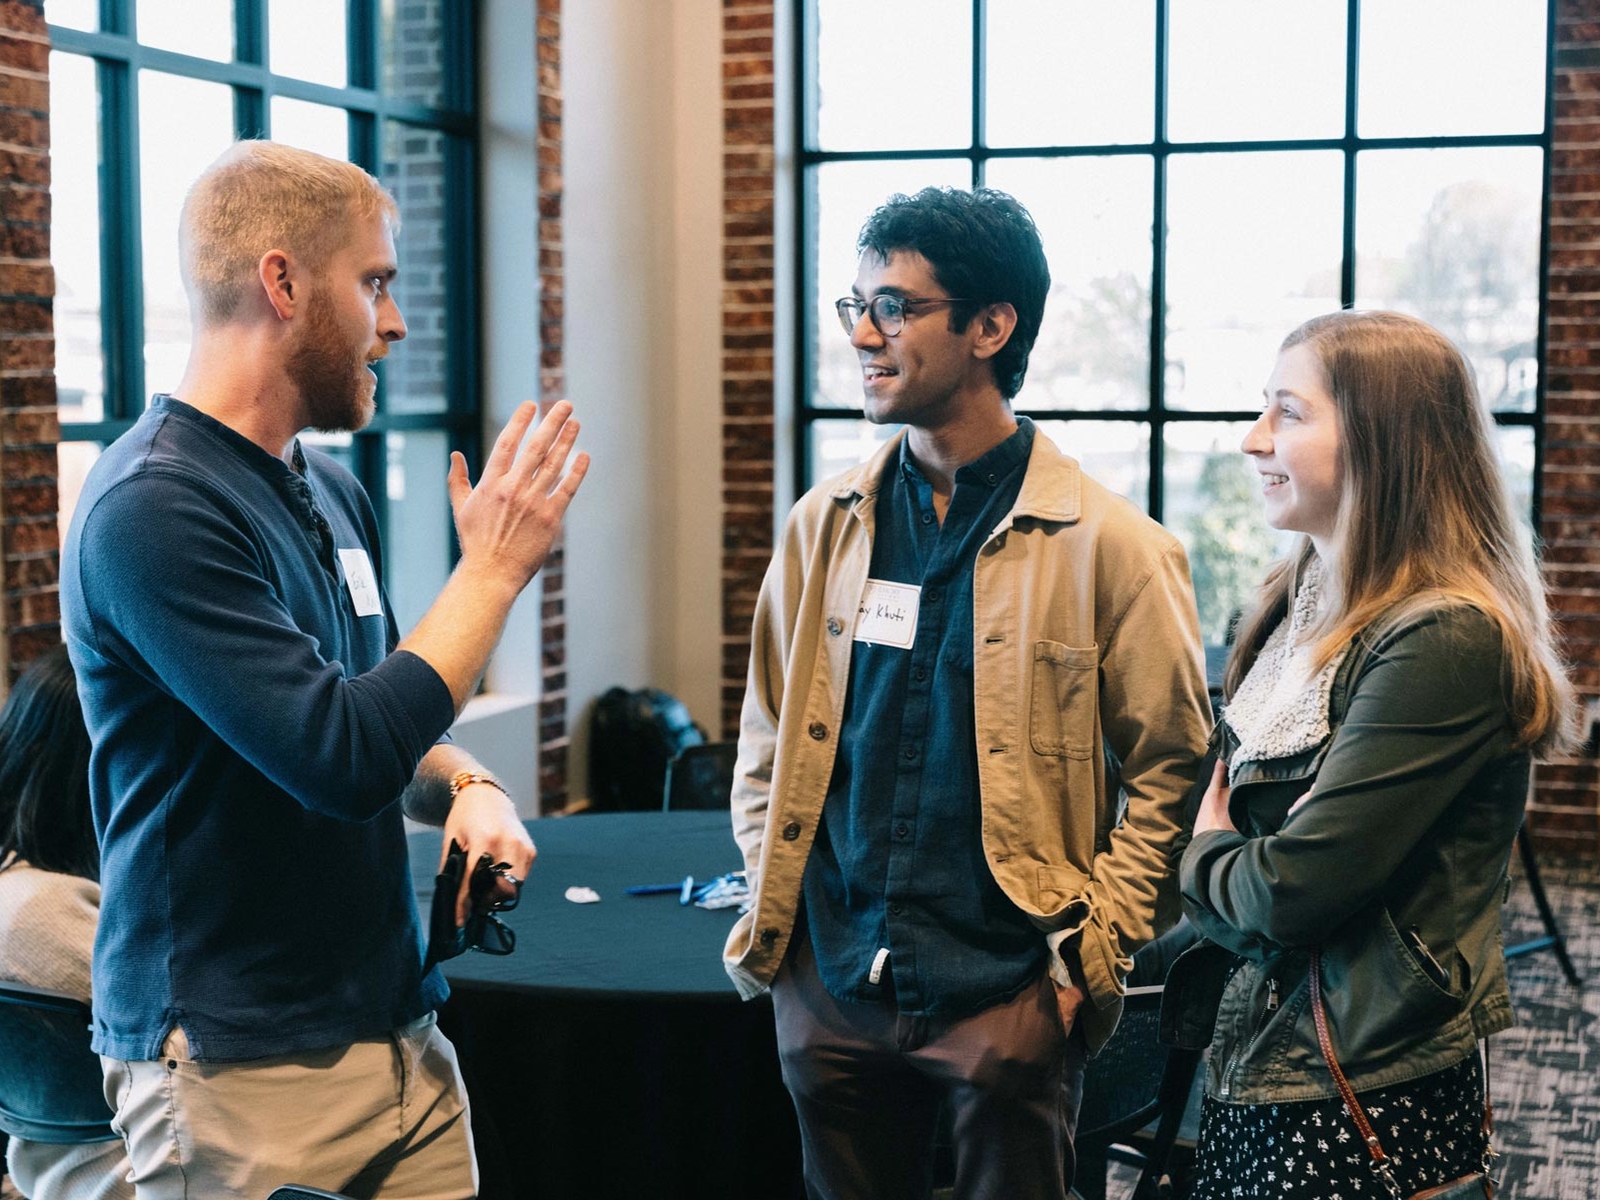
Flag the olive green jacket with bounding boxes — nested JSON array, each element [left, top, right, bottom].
[[723, 429, 1211, 1053], [1178, 604, 1525, 1103]]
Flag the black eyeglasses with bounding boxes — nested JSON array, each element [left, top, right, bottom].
[[460, 908, 516, 957], [424, 841, 522, 968], [835, 294, 973, 338]]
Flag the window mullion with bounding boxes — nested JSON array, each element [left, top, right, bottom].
[[1147, 0, 1170, 523], [971, 0, 985, 190], [99, 0, 128, 36], [1340, 0, 1359, 307], [97, 55, 145, 420], [348, 0, 377, 94]]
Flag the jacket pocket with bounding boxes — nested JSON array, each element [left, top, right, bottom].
[[1313, 906, 1466, 1081], [1029, 640, 1098, 759]]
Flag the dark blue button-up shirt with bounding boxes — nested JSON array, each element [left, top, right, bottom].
[[801, 419, 1047, 1016]]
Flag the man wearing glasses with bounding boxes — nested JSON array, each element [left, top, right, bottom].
[[724, 186, 1209, 1198], [59, 141, 587, 1199]]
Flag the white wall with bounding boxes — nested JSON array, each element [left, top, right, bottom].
[[478, 0, 725, 806]]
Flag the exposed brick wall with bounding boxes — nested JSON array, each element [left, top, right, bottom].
[[720, 2, 776, 738], [1538, 1, 1600, 850], [0, 0, 57, 687], [536, 0, 569, 809]]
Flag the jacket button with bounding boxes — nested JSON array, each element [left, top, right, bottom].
[[826, 617, 843, 636], [808, 721, 828, 741], [760, 927, 779, 947], [782, 821, 802, 840]]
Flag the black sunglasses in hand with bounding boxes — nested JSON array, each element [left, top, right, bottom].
[[424, 840, 522, 969]]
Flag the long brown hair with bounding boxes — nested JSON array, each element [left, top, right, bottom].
[[1225, 310, 1575, 755]]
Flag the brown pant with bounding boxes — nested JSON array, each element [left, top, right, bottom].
[[772, 934, 1086, 1200]]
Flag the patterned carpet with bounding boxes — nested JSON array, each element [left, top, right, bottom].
[[1103, 845, 1600, 1200], [1494, 849, 1600, 1200]]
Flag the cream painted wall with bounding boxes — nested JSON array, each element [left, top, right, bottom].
[[478, 0, 725, 806]]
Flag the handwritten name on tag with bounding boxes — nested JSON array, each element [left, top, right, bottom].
[[854, 579, 920, 649], [337, 548, 384, 618]]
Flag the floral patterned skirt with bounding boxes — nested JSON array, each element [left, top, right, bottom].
[[1189, 1054, 1489, 1199]]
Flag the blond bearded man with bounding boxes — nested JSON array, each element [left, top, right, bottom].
[[61, 141, 587, 1200]]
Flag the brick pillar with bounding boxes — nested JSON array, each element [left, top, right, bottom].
[[0, 0, 57, 688], [1538, 1, 1600, 849], [720, 2, 776, 737], [535, 0, 569, 810]]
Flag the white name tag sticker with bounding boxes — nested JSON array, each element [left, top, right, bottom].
[[854, 579, 920, 649], [337, 548, 384, 618]]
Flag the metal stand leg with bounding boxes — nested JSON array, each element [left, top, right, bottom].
[[1505, 825, 1583, 988]]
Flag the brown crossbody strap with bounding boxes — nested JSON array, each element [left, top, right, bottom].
[[1309, 948, 1496, 1197], [1308, 947, 1391, 1166]]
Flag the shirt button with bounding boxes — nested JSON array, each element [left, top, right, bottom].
[[760, 927, 779, 947], [895, 822, 909, 838], [920, 511, 935, 525], [889, 902, 903, 916], [902, 746, 917, 761], [986, 472, 997, 484], [808, 721, 828, 741], [925, 590, 939, 604], [782, 821, 802, 841], [826, 617, 843, 637], [913, 666, 927, 682]]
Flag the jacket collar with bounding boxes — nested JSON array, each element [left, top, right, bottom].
[[826, 419, 1083, 531]]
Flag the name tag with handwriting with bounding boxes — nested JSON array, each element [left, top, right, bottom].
[[854, 579, 920, 650], [338, 548, 384, 618]]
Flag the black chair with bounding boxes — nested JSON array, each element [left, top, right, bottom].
[[1071, 984, 1202, 1200], [265, 1188, 357, 1200], [0, 980, 117, 1146], [662, 741, 739, 811], [1505, 821, 1583, 987]]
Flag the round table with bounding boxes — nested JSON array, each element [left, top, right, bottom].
[[409, 809, 750, 1000], [407, 811, 801, 1199]]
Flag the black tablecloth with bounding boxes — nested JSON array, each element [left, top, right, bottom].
[[407, 812, 801, 1200], [408, 810, 750, 1000]]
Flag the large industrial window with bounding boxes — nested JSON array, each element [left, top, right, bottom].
[[46, 0, 477, 632], [795, 0, 1552, 645]]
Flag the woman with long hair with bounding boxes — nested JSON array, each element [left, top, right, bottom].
[[0, 644, 132, 1200], [1179, 310, 1575, 1198]]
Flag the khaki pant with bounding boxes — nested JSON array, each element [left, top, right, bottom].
[[100, 1013, 477, 1200], [5, 1136, 132, 1200]]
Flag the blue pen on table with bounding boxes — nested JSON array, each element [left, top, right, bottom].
[[625, 872, 749, 908], [624, 875, 693, 898]]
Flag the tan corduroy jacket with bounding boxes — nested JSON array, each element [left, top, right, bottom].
[[723, 428, 1211, 1052]]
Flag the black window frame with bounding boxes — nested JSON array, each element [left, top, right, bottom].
[[793, 0, 1554, 527], [49, 0, 480, 583]]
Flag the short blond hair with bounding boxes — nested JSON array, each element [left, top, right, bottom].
[[180, 140, 399, 324]]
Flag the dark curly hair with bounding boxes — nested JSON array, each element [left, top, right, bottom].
[[0, 645, 97, 881], [856, 186, 1050, 400]]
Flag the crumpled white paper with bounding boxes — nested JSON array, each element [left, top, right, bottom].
[[564, 885, 601, 904]]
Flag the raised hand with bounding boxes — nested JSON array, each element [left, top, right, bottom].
[[446, 400, 590, 592]]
